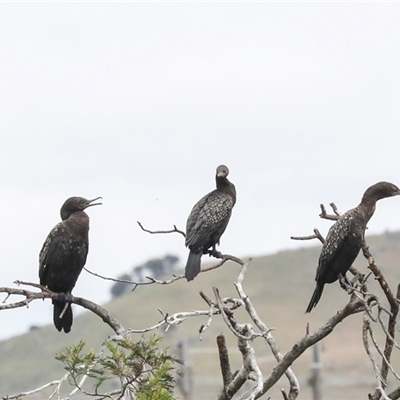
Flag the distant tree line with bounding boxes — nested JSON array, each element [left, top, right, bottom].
[[110, 254, 180, 298]]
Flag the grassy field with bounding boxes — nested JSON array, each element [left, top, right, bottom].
[[1, 230, 400, 399]]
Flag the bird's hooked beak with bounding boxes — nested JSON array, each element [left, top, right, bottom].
[[216, 170, 228, 178], [82, 197, 103, 209]]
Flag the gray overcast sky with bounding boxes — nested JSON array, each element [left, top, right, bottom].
[[1, 3, 400, 340]]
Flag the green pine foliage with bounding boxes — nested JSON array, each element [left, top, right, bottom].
[[56, 335, 180, 399]]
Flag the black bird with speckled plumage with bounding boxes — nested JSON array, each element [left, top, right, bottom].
[[306, 182, 400, 313], [39, 196, 102, 332], [185, 165, 236, 281]]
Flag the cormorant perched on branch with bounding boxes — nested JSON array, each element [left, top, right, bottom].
[[306, 182, 400, 313], [185, 165, 236, 281], [39, 196, 102, 332]]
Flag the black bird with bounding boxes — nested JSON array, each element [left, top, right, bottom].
[[39, 196, 102, 332], [185, 165, 236, 281], [306, 182, 400, 313]]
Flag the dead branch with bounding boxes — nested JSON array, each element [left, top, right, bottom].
[[281, 389, 289, 400], [362, 242, 398, 309], [290, 228, 325, 244], [362, 241, 400, 400], [199, 305, 216, 337], [292, 202, 341, 243], [199, 290, 215, 307], [2, 377, 68, 400], [319, 202, 341, 220], [213, 287, 260, 341], [83, 267, 140, 287], [224, 364, 248, 399], [198, 291, 243, 338], [137, 221, 186, 237], [234, 260, 299, 400], [252, 294, 365, 398], [363, 315, 391, 400], [0, 282, 125, 336], [218, 326, 263, 400], [215, 262, 299, 400], [237, 324, 264, 400], [377, 307, 400, 352], [217, 333, 233, 388], [85, 253, 242, 289], [124, 295, 242, 335], [366, 314, 400, 381]]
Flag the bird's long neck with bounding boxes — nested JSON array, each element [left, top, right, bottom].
[[216, 177, 236, 204], [64, 211, 90, 241], [356, 199, 377, 227]]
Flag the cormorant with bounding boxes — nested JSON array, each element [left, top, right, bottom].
[[39, 196, 102, 332], [185, 165, 236, 281], [306, 182, 400, 313]]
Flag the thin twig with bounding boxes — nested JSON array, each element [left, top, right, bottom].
[[319, 202, 341, 220], [290, 229, 324, 244], [85, 253, 242, 288], [137, 221, 186, 237], [367, 315, 400, 381], [363, 315, 391, 400], [2, 379, 66, 400]]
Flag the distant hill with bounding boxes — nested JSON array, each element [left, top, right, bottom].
[[1, 230, 400, 399]]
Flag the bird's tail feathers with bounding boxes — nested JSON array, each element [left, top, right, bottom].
[[53, 299, 73, 333], [305, 283, 324, 313], [185, 251, 202, 281]]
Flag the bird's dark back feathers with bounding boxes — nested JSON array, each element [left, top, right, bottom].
[[39, 196, 101, 332], [186, 190, 235, 251], [316, 181, 400, 285], [315, 209, 365, 284], [185, 165, 236, 253], [39, 215, 89, 293], [306, 181, 400, 312], [184, 165, 236, 281]]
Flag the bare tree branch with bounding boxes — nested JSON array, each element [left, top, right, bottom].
[[125, 294, 243, 335], [290, 228, 324, 244], [237, 324, 264, 400], [199, 306, 216, 337], [363, 315, 391, 400], [217, 333, 233, 388], [85, 253, 242, 289], [137, 221, 186, 237], [253, 295, 365, 398], [213, 287, 261, 341], [362, 241, 400, 400], [319, 202, 341, 220], [281, 389, 289, 400], [0, 282, 125, 335], [234, 260, 299, 400], [83, 267, 140, 288], [1, 377, 68, 400], [366, 314, 400, 381], [377, 307, 400, 352]]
